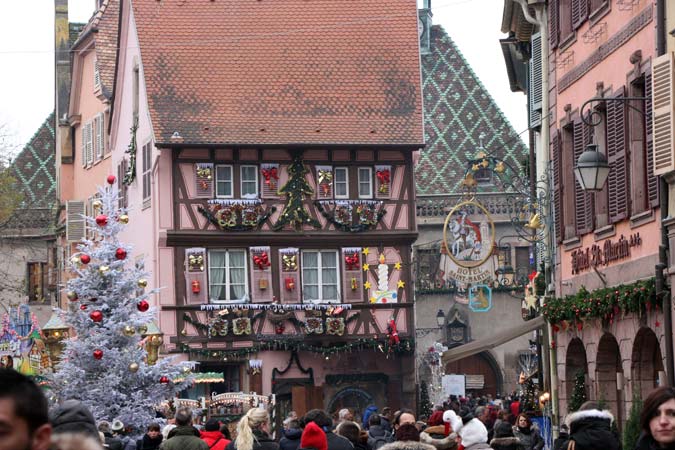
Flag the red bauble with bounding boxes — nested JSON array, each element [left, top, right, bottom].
[[93, 349, 103, 360], [80, 254, 91, 264], [137, 300, 150, 312], [96, 215, 108, 226], [107, 175, 116, 185], [80, 304, 88, 311], [90, 311, 103, 322], [115, 248, 127, 260], [159, 376, 170, 384]]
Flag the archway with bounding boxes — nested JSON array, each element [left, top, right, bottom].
[[327, 387, 374, 422], [631, 327, 664, 398], [445, 351, 503, 396], [596, 333, 623, 428], [565, 338, 588, 406]]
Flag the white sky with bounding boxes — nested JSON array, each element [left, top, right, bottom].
[[0, 0, 528, 151]]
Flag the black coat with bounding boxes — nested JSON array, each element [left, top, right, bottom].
[[226, 430, 279, 450], [280, 428, 302, 450], [327, 431, 354, 450], [634, 431, 675, 450], [565, 410, 620, 450], [137, 434, 163, 450], [490, 437, 525, 450]]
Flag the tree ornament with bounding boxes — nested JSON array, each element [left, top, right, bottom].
[[107, 175, 116, 185], [128, 362, 139, 373], [118, 214, 129, 224], [79, 304, 88, 311], [137, 279, 148, 288], [137, 324, 148, 335], [99, 265, 110, 274], [122, 326, 135, 336], [67, 291, 78, 301], [182, 366, 192, 374], [137, 300, 150, 312], [90, 311, 103, 322], [115, 248, 127, 260], [80, 254, 91, 265], [93, 349, 103, 360], [180, 327, 188, 336], [159, 376, 170, 384], [96, 215, 108, 226], [71, 256, 81, 265], [92, 199, 103, 210]]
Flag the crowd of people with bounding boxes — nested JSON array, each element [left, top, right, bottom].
[[4, 368, 675, 450]]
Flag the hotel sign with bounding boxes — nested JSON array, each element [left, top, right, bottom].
[[571, 233, 642, 275]]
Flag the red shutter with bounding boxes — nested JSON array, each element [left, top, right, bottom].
[[549, 0, 560, 50], [645, 72, 660, 209], [573, 120, 593, 235], [607, 89, 629, 223], [552, 131, 563, 244], [341, 248, 364, 303], [279, 248, 300, 303], [250, 246, 273, 302], [572, 0, 589, 29]]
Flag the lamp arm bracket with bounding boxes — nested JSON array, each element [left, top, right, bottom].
[[581, 96, 649, 127]]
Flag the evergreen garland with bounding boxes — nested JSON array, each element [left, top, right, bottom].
[[568, 371, 587, 412], [123, 120, 138, 186], [419, 380, 433, 419], [272, 154, 321, 231], [623, 393, 643, 450]]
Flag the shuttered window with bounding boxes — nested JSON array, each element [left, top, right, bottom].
[[561, 125, 576, 239], [66, 200, 86, 242], [142, 141, 152, 205], [607, 89, 629, 223], [117, 161, 128, 208], [358, 168, 373, 199], [645, 72, 660, 208], [301, 250, 340, 303], [529, 33, 543, 129], [652, 53, 674, 175], [552, 131, 563, 244], [629, 78, 648, 215], [94, 113, 104, 160], [573, 119, 593, 235], [82, 122, 93, 167], [559, 0, 573, 42], [572, 0, 588, 30], [334, 167, 349, 199], [549, 0, 559, 50]]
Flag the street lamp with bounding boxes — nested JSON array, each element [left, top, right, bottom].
[[436, 309, 445, 328], [42, 312, 69, 371], [141, 321, 164, 365], [574, 144, 610, 191]]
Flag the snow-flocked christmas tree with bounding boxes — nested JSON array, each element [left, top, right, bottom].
[[50, 176, 192, 430]]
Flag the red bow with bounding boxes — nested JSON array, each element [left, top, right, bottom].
[[345, 253, 360, 270], [261, 168, 278, 185], [387, 318, 400, 346], [253, 252, 270, 270], [376, 169, 391, 184]]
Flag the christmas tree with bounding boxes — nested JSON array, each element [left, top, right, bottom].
[[568, 371, 587, 412], [419, 380, 433, 420], [623, 393, 643, 450], [521, 378, 537, 412], [272, 154, 321, 230], [50, 177, 192, 431]]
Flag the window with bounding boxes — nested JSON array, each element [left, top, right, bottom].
[[240, 165, 258, 198], [82, 122, 93, 167], [94, 59, 101, 89], [334, 167, 349, 198], [208, 249, 247, 302], [27, 262, 47, 303], [142, 141, 152, 205], [358, 167, 373, 198], [94, 113, 104, 160], [629, 78, 648, 215], [302, 250, 339, 302], [559, 0, 573, 41], [216, 165, 233, 198], [561, 124, 576, 239]]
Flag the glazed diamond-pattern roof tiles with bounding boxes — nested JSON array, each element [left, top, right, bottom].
[[132, 0, 424, 146], [416, 26, 528, 196]]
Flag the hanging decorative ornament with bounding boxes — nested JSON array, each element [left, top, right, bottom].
[[90, 311, 103, 323], [115, 248, 127, 260], [92, 199, 103, 210], [89, 297, 97, 302], [93, 349, 104, 360], [99, 265, 110, 274], [70, 256, 81, 265], [182, 365, 192, 374], [494, 161, 505, 173], [180, 327, 188, 336], [137, 279, 148, 288], [159, 376, 170, 384], [67, 291, 78, 301], [118, 214, 129, 224], [95, 214, 108, 226], [137, 300, 150, 312], [80, 254, 91, 265], [107, 175, 116, 185], [137, 324, 148, 335], [80, 304, 88, 311], [128, 362, 139, 373], [123, 325, 136, 336]]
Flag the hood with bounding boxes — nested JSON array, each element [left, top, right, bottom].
[[284, 428, 303, 440], [490, 437, 521, 446], [565, 410, 619, 450], [201, 430, 225, 441], [368, 426, 389, 438], [565, 410, 614, 428]]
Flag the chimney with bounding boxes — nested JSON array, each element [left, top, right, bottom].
[[418, 0, 432, 55], [55, 0, 73, 168]]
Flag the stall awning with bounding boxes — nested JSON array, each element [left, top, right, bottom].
[[441, 315, 546, 365]]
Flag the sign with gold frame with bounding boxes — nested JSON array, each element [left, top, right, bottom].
[[443, 199, 496, 269]]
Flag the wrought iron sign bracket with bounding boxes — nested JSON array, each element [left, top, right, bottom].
[[580, 96, 648, 127]]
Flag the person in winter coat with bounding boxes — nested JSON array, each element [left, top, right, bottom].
[[337, 421, 369, 450], [280, 420, 303, 450], [225, 409, 278, 450], [490, 422, 524, 450], [563, 402, 620, 450], [200, 419, 230, 450], [395, 424, 421, 443], [363, 406, 379, 431], [552, 424, 569, 450], [137, 423, 163, 450], [299, 422, 328, 450], [444, 408, 493, 450], [302, 409, 352, 450], [419, 411, 457, 450], [111, 420, 137, 450], [99, 422, 123, 450], [511, 415, 543, 450], [635, 386, 675, 450], [378, 441, 436, 450], [368, 414, 394, 450], [160, 408, 208, 450]]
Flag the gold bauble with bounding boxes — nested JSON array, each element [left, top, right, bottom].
[[182, 366, 192, 374], [128, 362, 139, 373], [123, 326, 135, 336], [119, 214, 129, 224], [137, 325, 148, 335], [66, 291, 78, 301], [70, 256, 80, 265], [92, 200, 103, 210], [180, 327, 188, 336], [99, 265, 110, 274], [137, 279, 148, 288]]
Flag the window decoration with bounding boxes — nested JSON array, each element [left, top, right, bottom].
[[315, 200, 386, 232], [209, 317, 229, 337], [122, 120, 138, 185], [326, 317, 345, 336], [250, 246, 273, 303], [198, 199, 275, 231], [187, 249, 205, 272], [261, 163, 279, 197], [342, 247, 363, 302], [232, 317, 252, 335], [195, 163, 214, 198], [273, 155, 322, 231], [304, 315, 324, 334], [344, 252, 360, 270], [279, 248, 300, 303], [316, 166, 333, 199], [375, 165, 391, 198], [185, 248, 207, 305], [251, 248, 270, 270]]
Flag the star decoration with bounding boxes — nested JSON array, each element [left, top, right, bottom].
[[362, 247, 370, 256], [364, 281, 372, 290], [524, 294, 537, 309], [369, 297, 377, 304], [397, 280, 405, 289], [363, 263, 370, 271], [394, 262, 402, 270]]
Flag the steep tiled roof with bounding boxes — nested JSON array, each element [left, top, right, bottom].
[[132, 0, 424, 146], [416, 26, 528, 196]]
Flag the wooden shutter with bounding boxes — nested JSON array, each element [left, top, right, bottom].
[[607, 89, 629, 223], [552, 131, 563, 244], [549, 0, 559, 50], [645, 72, 660, 208], [250, 246, 273, 303], [529, 33, 543, 129], [195, 163, 214, 198], [261, 163, 280, 199], [66, 200, 86, 242], [572, 0, 588, 30], [81, 124, 89, 167], [652, 53, 675, 175], [375, 165, 391, 199], [316, 166, 333, 199], [341, 247, 363, 303], [95, 113, 104, 160], [85, 122, 93, 166], [279, 248, 300, 303], [94, 59, 101, 88], [573, 120, 593, 234], [185, 248, 207, 305]]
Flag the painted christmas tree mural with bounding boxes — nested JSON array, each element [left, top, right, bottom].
[[273, 154, 321, 231], [50, 176, 192, 430]]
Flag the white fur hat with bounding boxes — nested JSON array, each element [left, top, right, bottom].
[[442, 410, 487, 448]]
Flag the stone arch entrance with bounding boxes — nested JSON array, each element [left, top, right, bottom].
[[565, 338, 588, 405], [631, 327, 664, 398], [327, 387, 374, 421], [597, 333, 623, 428], [445, 351, 503, 396]]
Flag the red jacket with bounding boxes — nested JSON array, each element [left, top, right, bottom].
[[200, 430, 231, 450], [510, 401, 520, 418]]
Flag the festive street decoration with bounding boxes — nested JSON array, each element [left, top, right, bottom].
[[419, 381, 433, 420], [468, 285, 492, 312], [371, 253, 398, 304], [375, 165, 391, 195], [282, 254, 297, 271], [315, 200, 386, 232], [345, 252, 360, 270], [326, 318, 345, 336], [252, 250, 271, 270], [387, 318, 400, 346], [304, 317, 324, 334], [187, 250, 205, 272], [195, 164, 213, 195], [317, 166, 333, 197], [198, 303, 353, 312], [232, 318, 252, 335], [123, 120, 138, 185], [443, 199, 495, 269], [568, 371, 587, 412], [80, 254, 91, 265], [50, 180, 192, 431], [199, 199, 275, 231], [0, 305, 51, 375], [261, 164, 279, 191], [273, 155, 322, 230]]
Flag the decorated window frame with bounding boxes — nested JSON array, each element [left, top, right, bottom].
[[301, 250, 341, 303], [334, 167, 349, 199], [374, 165, 391, 199], [316, 165, 333, 199], [207, 249, 249, 303], [358, 167, 373, 199], [215, 165, 234, 198], [240, 165, 259, 199], [260, 163, 280, 198]]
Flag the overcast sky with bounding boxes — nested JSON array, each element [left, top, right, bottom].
[[0, 0, 528, 152]]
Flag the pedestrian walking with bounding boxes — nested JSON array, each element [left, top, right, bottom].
[[302, 409, 352, 450], [225, 409, 278, 450], [337, 420, 369, 450], [511, 415, 543, 450], [137, 423, 163, 450], [160, 408, 208, 450], [635, 386, 675, 450], [280, 419, 303, 450], [99, 421, 123, 450], [200, 419, 230, 450], [445, 408, 494, 450], [563, 402, 619, 450], [368, 414, 394, 449], [490, 422, 524, 450], [300, 422, 328, 450], [419, 410, 457, 450]]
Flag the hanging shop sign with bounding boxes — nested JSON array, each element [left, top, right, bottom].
[[570, 233, 642, 275], [468, 284, 492, 312], [443, 200, 496, 269]]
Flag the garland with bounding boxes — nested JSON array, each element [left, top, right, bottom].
[[123, 120, 138, 186], [184, 312, 358, 334], [314, 201, 386, 232], [542, 278, 660, 325], [197, 204, 275, 231]]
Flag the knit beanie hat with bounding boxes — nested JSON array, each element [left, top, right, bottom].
[[301, 421, 328, 450], [205, 418, 221, 432], [494, 422, 514, 439], [395, 423, 420, 442], [49, 400, 99, 439], [427, 411, 444, 427]]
